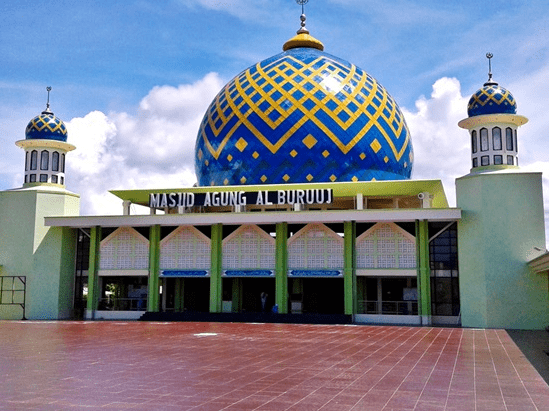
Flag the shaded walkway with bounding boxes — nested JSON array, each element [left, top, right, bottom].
[[1, 321, 549, 410]]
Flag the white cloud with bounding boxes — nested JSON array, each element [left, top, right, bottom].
[[402, 77, 470, 206], [65, 73, 224, 216]]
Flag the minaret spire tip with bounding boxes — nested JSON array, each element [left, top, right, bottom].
[[484, 53, 498, 86], [43, 86, 53, 115]]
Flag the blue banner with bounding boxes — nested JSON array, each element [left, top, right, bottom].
[[223, 270, 274, 277], [288, 270, 343, 277], [160, 270, 209, 277]]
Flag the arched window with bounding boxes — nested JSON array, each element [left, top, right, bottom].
[[30, 150, 38, 170], [492, 127, 502, 150], [40, 150, 49, 170], [52, 152, 59, 171], [506, 128, 513, 151], [25, 152, 29, 171], [471, 131, 477, 153], [514, 130, 518, 153], [480, 128, 489, 151], [61, 154, 65, 172]]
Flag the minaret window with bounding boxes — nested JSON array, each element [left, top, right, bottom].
[[40, 150, 49, 170], [39, 174, 48, 182], [481, 155, 489, 166], [507, 156, 514, 165], [30, 150, 38, 170], [492, 127, 502, 150], [494, 155, 503, 165], [61, 154, 65, 173], [60, 176, 64, 185], [52, 175, 58, 184], [514, 130, 518, 153], [52, 152, 59, 171], [471, 131, 477, 153], [472, 158, 478, 168], [506, 128, 513, 151], [29, 174, 36, 183], [25, 152, 29, 171], [480, 128, 489, 151]]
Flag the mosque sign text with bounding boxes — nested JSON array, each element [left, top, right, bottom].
[[149, 189, 333, 209]]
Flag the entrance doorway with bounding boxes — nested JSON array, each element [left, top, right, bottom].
[[289, 278, 344, 314], [162, 278, 210, 312]]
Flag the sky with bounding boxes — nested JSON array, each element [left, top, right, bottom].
[[1, 0, 549, 242]]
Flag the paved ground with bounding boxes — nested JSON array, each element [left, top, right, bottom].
[[1, 322, 549, 410]]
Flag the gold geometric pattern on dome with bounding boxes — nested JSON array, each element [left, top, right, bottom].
[[261, 175, 267, 182], [283, 174, 290, 182], [302, 134, 317, 149], [252, 151, 259, 159], [322, 150, 330, 158], [359, 152, 366, 160], [384, 156, 389, 163], [227, 154, 233, 162], [330, 174, 337, 182], [200, 55, 410, 162], [370, 139, 382, 154], [468, 86, 515, 110], [240, 176, 247, 184], [290, 149, 298, 157], [223, 179, 229, 185], [306, 174, 313, 182], [198, 149, 203, 160], [235, 137, 248, 152], [352, 176, 358, 182]]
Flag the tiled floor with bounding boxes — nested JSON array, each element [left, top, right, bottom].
[[1, 322, 549, 410]]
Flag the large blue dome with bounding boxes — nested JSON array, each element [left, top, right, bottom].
[[467, 83, 517, 117], [25, 111, 68, 141], [195, 38, 413, 186]]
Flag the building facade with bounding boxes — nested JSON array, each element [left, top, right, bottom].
[[1, 22, 547, 329]]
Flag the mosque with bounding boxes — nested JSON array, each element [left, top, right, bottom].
[[1, 9, 548, 329]]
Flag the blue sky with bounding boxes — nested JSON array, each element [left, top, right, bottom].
[[1, 0, 549, 237]]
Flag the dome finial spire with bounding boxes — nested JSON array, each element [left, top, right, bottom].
[[43, 86, 53, 115], [296, 0, 309, 34], [484, 52, 498, 86]]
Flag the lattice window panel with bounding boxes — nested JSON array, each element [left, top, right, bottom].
[[160, 227, 211, 269], [100, 228, 149, 270], [378, 255, 396, 268], [288, 225, 343, 269], [223, 226, 275, 269], [356, 223, 416, 269]]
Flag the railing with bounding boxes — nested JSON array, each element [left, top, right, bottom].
[[98, 298, 147, 311], [0, 276, 26, 319], [358, 300, 418, 316]]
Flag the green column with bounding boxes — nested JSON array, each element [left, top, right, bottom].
[[344, 221, 357, 315], [86, 226, 101, 318], [275, 222, 288, 314], [210, 223, 223, 313], [147, 225, 161, 312], [417, 220, 431, 324]]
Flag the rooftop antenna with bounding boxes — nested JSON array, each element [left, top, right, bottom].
[[296, 0, 309, 34], [485, 52, 497, 86], [43, 86, 53, 114]]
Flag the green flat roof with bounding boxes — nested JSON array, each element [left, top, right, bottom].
[[110, 179, 449, 208]]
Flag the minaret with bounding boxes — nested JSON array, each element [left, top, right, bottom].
[[455, 55, 548, 329], [0, 88, 80, 320], [458, 53, 527, 172], [15, 87, 76, 188]]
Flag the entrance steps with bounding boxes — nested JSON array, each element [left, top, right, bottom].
[[139, 311, 352, 325]]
